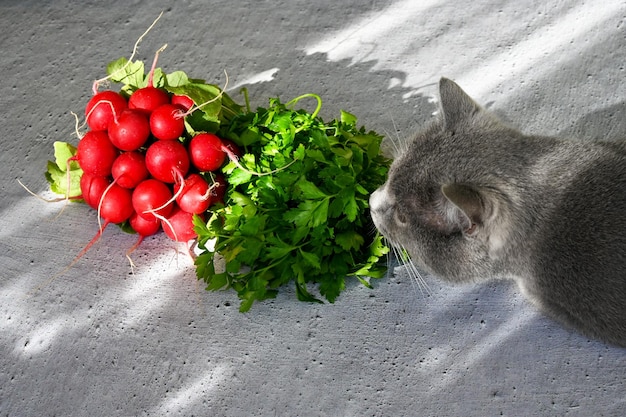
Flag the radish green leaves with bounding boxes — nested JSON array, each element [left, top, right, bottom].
[[45, 142, 82, 197]]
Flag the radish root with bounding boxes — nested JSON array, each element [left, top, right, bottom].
[[17, 179, 79, 204], [96, 180, 118, 232], [84, 99, 120, 126], [70, 111, 85, 139], [125, 235, 144, 275], [222, 144, 298, 177], [180, 70, 229, 117], [141, 168, 185, 219], [92, 11, 165, 94]]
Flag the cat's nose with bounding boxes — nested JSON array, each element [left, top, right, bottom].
[[369, 187, 387, 211], [369, 187, 392, 232], [369, 188, 381, 210]]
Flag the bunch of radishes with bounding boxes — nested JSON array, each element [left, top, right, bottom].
[[75, 81, 238, 249]]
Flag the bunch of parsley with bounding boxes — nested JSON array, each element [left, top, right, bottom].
[[194, 94, 391, 311]]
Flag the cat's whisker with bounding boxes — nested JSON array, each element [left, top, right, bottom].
[[381, 114, 409, 159], [390, 245, 418, 295], [381, 127, 402, 158], [389, 243, 431, 298], [395, 248, 422, 297], [388, 114, 404, 158], [404, 254, 431, 297]]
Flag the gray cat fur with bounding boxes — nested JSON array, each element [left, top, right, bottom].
[[370, 78, 626, 347]]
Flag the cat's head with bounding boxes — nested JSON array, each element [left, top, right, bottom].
[[370, 78, 520, 283]]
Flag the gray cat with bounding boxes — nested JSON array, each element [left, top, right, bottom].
[[370, 78, 626, 347]]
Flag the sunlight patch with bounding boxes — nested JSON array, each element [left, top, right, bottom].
[[158, 364, 230, 413], [229, 67, 280, 91]]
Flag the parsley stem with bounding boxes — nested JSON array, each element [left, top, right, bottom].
[[240, 87, 251, 113], [285, 93, 322, 119]]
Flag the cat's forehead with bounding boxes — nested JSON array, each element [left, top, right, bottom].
[[387, 151, 433, 191], [394, 129, 449, 169]]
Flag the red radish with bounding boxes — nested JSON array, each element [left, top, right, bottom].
[[171, 94, 194, 111], [128, 86, 170, 114], [85, 90, 127, 131], [98, 183, 134, 224], [126, 213, 161, 267], [161, 206, 200, 242], [80, 173, 111, 209], [108, 109, 151, 151], [145, 140, 190, 183], [132, 178, 174, 220], [209, 173, 228, 205], [126, 212, 162, 261], [111, 152, 149, 189], [127, 43, 169, 114], [188, 133, 226, 172], [174, 174, 212, 214], [150, 103, 186, 140], [129, 211, 161, 236], [76, 130, 119, 177]]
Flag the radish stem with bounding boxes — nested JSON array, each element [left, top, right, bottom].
[[147, 44, 168, 87]]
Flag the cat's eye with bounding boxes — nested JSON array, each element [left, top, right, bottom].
[[394, 209, 408, 225]]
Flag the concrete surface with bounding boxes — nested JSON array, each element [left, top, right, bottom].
[[1, 1, 625, 416]]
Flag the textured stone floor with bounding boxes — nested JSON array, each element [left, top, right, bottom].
[[1, 1, 625, 416]]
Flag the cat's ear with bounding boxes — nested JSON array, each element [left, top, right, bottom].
[[441, 183, 486, 236], [439, 77, 482, 132]]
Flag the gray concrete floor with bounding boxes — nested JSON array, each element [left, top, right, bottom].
[[1, 1, 625, 416]]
